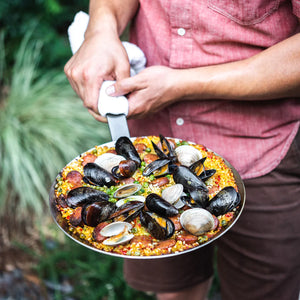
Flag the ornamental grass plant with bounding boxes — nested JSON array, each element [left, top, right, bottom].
[[0, 31, 109, 242]]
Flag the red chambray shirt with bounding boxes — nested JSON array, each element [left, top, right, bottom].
[[128, 0, 300, 179]]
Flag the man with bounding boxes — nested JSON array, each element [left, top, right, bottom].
[[65, 1, 300, 299]]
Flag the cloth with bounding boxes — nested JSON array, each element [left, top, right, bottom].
[[128, 0, 300, 180], [124, 129, 300, 299], [67, 11, 146, 116]]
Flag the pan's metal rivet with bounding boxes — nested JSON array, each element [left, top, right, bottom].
[[176, 118, 184, 126]]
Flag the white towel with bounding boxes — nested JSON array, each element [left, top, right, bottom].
[[67, 11, 147, 117]]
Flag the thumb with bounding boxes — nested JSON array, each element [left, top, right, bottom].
[[105, 77, 135, 97]]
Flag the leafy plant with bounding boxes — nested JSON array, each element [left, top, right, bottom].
[[0, 31, 110, 222]]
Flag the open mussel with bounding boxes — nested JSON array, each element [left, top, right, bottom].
[[115, 137, 141, 167], [109, 200, 144, 222], [100, 222, 134, 246], [66, 186, 109, 208], [83, 163, 117, 187], [111, 159, 137, 179], [142, 158, 171, 177], [151, 135, 176, 160], [113, 183, 142, 198], [81, 201, 116, 227], [146, 193, 179, 217], [116, 195, 145, 208], [190, 157, 216, 181], [206, 186, 241, 216], [140, 210, 175, 240], [180, 208, 215, 235], [173, 165, 208, 193]]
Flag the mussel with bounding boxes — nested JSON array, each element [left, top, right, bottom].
[[140, 210, 175, 240], [206, 186, 241, 216], [113, 183, 142, 198], [189, 157, 216, 181], [66, 186, 109, 208], [81, 201, 116, 227], [115, 137, 141, 167], [180, 208, 215, 235], [172, 165, 208, 193], [109, 200, 144, 222], [111, 159, 138, 179], [152, 135, 176, 160], [142, 158, 171, 177], [83, 163, 117, 187], [145, 193, 179, 217]]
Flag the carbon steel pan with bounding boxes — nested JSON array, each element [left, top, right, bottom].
[[49, 137, 246, 259]]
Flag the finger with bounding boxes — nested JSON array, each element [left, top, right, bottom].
[[88, 108, 108, 123], [106, 76, 141, 97]]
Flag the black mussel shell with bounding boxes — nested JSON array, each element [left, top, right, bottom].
[[189, 157, 207, 176], [66, 186, 109, 208], [83, 163, 117, 187], [142, 158, 171, 177], [146, 193, 179, 217], [173, 165, 208, 193], [81, 201, 116, 227], [199, 169, 216, 181], [109, 201, 144, 222], [206, 186, 241, 216], [189, 188, 209, 208], [115, 137, 141, 167], [140, 210, 175, 240]]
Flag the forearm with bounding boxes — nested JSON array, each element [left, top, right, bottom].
[[178, 32, 300, 102], [86, 0, 139, 39]]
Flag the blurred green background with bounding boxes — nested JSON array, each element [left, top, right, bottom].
[[0, 1, 219, 299]]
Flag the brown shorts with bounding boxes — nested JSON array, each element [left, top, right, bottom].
[[123, 130, 300, 299]]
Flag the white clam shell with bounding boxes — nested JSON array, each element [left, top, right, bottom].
[[175, 145, 202, 167], [116, 195, 146, 208], [161, 184, 184, 205], [180, 208, 215, 235], [100, 221, 134, 246], [113, 183, 142, 199], [94, 153, 126, 172]]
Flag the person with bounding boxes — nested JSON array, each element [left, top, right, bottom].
[[64, 1, 300, 299]]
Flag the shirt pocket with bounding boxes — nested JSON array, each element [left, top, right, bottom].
[[207, 0, 280, 25]]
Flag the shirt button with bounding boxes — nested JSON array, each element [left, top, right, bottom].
[[176, 118, 184, 126], [177, 28, 186, 36]]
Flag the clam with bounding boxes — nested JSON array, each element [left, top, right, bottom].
[[180, 208, 215, 235], [161, 184, 184, 205], [100, 221, 134, 246], [116, 195, 145, 208], [175, 145, 202, 167], [113, 183, 142, 198], [94, 153, 126, 172]]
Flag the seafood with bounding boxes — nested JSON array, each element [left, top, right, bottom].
[[172, 165, 208, 193], [161, 184, 184, 205], [83, 163, 116, 187], [111, 159, 138, 179], [142, 158, 171, 177], [175, 145, 203, 167], [146, 193, 179, 217], [190, 157, 216, 181], [66, 187, 109, 208], [180, 208, 215, 235], [109, 200, 144, 222], [94, 153, 126, 172], [115, 136, 141, 167], [113, 183, 142, 198], [81, 201, 116, 227], [140, 210, 175, 240], [100, 222, 134, 246], [116, 195, 145, 208], [206, 186, 241, 216]]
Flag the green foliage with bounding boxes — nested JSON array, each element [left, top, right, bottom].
[[34, 234, 155, 300], [0, 32, 110, 219], [0, 0, 89, 71]]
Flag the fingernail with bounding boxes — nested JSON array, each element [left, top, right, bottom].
[[106, 85, 115, 96]]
